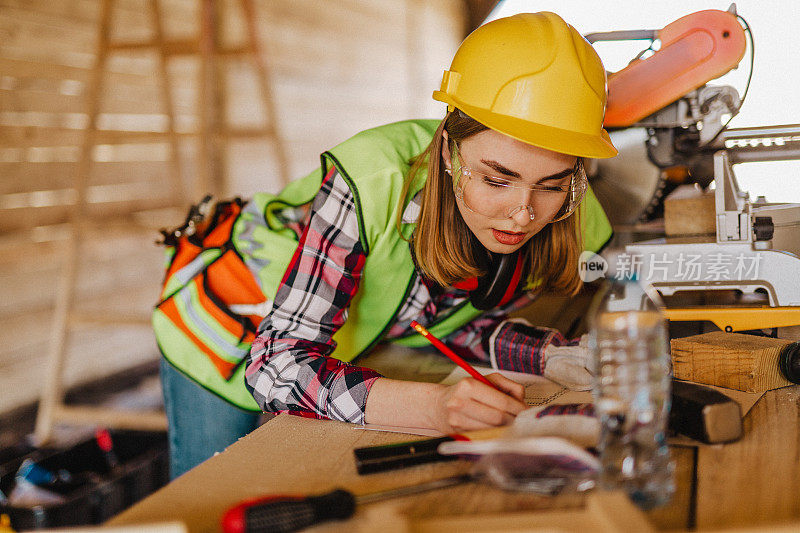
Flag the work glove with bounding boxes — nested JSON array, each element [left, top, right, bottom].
[[489, 318, 594, 390]]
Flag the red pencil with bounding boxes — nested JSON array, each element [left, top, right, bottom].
[[410, 320, 500, 391]]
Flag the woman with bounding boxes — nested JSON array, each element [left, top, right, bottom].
[[243, 12, 616, 431], [157, 11, 616, 478]]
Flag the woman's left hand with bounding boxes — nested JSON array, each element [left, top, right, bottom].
[[542, 336, 593, 391]]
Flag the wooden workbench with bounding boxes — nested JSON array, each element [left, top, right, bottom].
[[108, 345, 800, 532]]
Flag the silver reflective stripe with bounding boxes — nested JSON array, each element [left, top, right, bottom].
[[178, 287, 247, 362], [229, 300, 272, 317], [235, 202, 274, 280], [176, 254, 213, 285]]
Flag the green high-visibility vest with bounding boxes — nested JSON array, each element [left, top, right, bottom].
[[153, 119, 613, 410]]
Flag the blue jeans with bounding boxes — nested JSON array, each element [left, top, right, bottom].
[[159, 358, 261, 479]]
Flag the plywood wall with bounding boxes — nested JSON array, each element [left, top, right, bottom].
[[0, 0, 465, 414]]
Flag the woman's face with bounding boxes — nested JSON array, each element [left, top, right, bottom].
[[442, 129, 577, 254]]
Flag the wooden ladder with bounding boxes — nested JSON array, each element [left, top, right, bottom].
[[33, 0, 288, 445]]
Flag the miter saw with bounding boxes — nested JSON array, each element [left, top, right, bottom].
[[586, 5, 800, 334]]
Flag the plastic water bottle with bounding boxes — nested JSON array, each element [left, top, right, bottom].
[[587, 278, 674, 509]]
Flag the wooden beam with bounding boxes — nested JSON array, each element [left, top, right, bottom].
[[671, 331, 797, 393], [695, 387, 800, 529], [55, 405, 167, 431], [197, 0, 222, 197], [0, 57, 90, 83], [149, 0, 186, 205], [108, 38, 197, 55], [69, 311, 151, 326], [239, 0, 290, 188]]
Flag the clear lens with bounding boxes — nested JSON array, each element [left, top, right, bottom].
[[455, 159, 587, 222]]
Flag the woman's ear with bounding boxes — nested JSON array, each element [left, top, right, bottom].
[[441, 131, 452, 172]]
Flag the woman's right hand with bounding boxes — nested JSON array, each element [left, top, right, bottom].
[[431, 373, 527, 433]]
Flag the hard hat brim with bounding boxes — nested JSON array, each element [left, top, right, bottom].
[[437, 95, 618, 159]]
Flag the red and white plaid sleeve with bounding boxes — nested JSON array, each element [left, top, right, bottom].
[[244, 168, 381, 423]]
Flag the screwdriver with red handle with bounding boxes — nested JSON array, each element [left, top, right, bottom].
[[221, 473, 471, 533]]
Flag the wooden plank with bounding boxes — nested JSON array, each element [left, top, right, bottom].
[[55, 405, 167, 431], [664, 187, 716, 236], [92, 129, 196, 143], [89, 161, 172, 184], [0, 170, 173, 203], [0, 242, 163, 317], [590, 492, 657, 533], [0, 160, 172, 195], [157, 0, 199, 41], [0, 300, 158, 354], [98, 98, 167, 116], [695, 387, 800, 529], [278, 106, 412, 143], [239, 0, 288, 188], [0, 215, 173, 266], [0, 56, 91, 82], [0, 309, 57, 359], [0, 193, 175, 233], [0, 126, 86, 147], [0, 87, 88, 114], [104, 66, 175, 90], [0, 163, 77, 194], [108, 0, 155, 44], [95, 113, 170, 134], [0, 277, 161, 344], [0, 4, 98, 38], [1, 75, 76, 95], [0, 1, 179, 57], [0, 231, 67, 266], [260, 0, 406, 44], [0, 56, 165, 90], [0, 0, 99, 26], [0, 304, 146, 366], [0, 7, 98, 54], [274, 78, 412, 110], [88, 188, 174, 209], [0, 204, 74, 232], [644, 446, 695, 531], [671, 332, 795, 393], [150, 0, 191, 207], [107, 38, 199, 55], [265, 39, 408, 86]]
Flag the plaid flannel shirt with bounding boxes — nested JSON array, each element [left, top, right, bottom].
[[245, 168, 566, 423]]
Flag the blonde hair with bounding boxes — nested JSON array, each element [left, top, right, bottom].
[[398, 111, 585, 296]]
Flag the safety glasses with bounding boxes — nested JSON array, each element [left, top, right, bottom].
[[450, 144, 588, 222]]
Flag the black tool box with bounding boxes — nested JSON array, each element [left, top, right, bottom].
[[0, 430, 167, 530]]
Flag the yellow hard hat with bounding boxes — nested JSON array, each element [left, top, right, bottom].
[[433, 12, 617, 159]]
